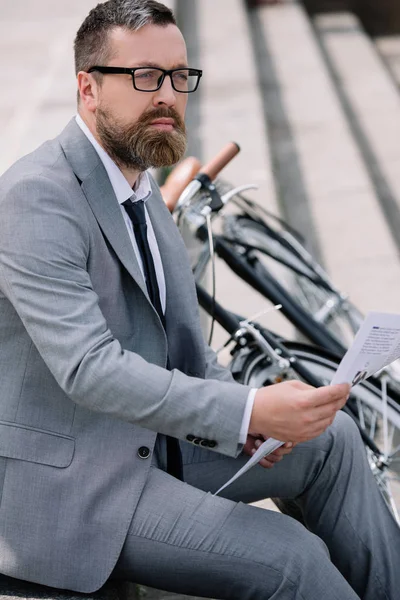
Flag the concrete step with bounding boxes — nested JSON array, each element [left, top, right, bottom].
[[315, 12, 400, 259], [376, 35, 400, 89], [250, 2, 400, 316]]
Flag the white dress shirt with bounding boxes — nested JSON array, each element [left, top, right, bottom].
[[75, 114, 255, 445]]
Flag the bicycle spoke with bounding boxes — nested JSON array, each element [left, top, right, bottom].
[[389, 446, 400, 461], [369, 411, 377, 440], [356, 397, 367, 430]]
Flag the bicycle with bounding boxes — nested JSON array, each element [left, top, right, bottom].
[[161, 147, 400, 393], [160, 146, 400, 523], [164, 150, 349, 356], [196, 282, 400, 523]]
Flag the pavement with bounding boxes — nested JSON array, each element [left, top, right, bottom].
[[2, 0, 400, 598]]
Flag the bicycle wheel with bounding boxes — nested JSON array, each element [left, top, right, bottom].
[[223, 214, 362, 345], [222, 214, 318, 287], [230, 341, 400, 524]]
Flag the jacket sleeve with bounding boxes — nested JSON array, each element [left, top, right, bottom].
[[203, 341, 236, 383], [0, 174, 251, 457]]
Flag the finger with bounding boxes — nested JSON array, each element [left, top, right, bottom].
[[258, 459, 275, 469], [242, 440, 257, 456], [305, 416, 336, 440], [258, 456, 281, 469], [250, 448, 275, 468], [264, 453, 283, 463], [243, 436, 266, 456], [292, 417, 334, 443], [287, 380, 314, 391], [272, 445, 294, 457], [336, 395, 349, 410], [308, 384, 350, 408], [281, 441, 299, 449], [270, 442, 293, 457], [308, 403, 342, 423]]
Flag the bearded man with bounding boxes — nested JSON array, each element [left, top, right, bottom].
[[0, 1, 399, 599]]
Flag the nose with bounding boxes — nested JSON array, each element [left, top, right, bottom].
[[152, 74, 177, 108]]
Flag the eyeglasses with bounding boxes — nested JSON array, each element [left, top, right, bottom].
[[87, 66, 202, 93]]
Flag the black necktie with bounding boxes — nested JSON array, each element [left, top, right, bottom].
[[123, 198, 183, 481]]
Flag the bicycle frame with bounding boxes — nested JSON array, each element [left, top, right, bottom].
[[222, 191, 366, 333], [174, 165, 400, 396], [196, 223, 347, 357]]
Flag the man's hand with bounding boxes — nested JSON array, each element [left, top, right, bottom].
[[249, 380, 350, 443], [243, 435, 296, 468]]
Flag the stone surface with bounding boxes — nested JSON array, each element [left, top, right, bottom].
[[0, 576, 136, 600], [258, 3, 400, 318], [376, 35, 400, 88]]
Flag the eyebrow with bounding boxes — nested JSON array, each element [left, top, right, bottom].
[[128, 61, 189, 70]]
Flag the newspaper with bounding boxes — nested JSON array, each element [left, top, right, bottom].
[[214, 311, 400, 496], [330, 311, 400, 386]]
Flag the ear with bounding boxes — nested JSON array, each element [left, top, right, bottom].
[[77, 71, 100, 113]]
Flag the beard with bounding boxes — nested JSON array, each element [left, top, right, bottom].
[[96, 105, 187, 172]]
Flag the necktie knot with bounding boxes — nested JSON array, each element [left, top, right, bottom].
[[123, 198, 146, 226]]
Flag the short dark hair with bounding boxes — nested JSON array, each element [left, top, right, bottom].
[[74, 0, 176, 76]]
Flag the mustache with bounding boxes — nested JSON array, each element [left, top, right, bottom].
[[138, 107, 186, 131]]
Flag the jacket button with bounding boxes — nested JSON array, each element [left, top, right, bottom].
[[208, 441, 217, 448], [137, 446, 151, 459], [186, 434, 195, 442], [200, 440, 209, 447]]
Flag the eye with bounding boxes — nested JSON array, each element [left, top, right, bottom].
[[174, 71, 189, 81], [135, 69, 158, 79]]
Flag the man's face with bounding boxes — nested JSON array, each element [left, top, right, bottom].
[[92, 24, 189, 171]]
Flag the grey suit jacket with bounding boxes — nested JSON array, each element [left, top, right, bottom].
[[0, 119, 250, 592]]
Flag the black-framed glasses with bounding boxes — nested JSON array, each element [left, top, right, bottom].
[[87, 66, 202, 93]]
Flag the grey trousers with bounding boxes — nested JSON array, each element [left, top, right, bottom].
[[112, 412, 400, 599]]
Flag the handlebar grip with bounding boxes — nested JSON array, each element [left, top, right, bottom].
[[160, 156, 202, 212], [199, 142, 240, 181]]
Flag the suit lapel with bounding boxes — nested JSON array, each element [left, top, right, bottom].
[[145, 180, 198, 321], [81, 166, 149, 299], [146, 180, 206, 374], [58, 119, 149, 300]]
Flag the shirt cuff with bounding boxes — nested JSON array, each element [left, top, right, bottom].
[[238, 388, 257, 445]]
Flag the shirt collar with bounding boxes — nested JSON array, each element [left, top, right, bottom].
[[75, 114, 152, 205]]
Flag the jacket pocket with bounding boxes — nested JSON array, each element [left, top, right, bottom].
[[0, 421, 75, 468]]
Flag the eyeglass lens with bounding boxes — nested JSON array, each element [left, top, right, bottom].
[[133, 68, 199, 92]]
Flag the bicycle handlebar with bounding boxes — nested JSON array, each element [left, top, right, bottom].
[[199, 141, 240, 181], [160, 157, 202, 212], [172, 142, 241, 212]]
